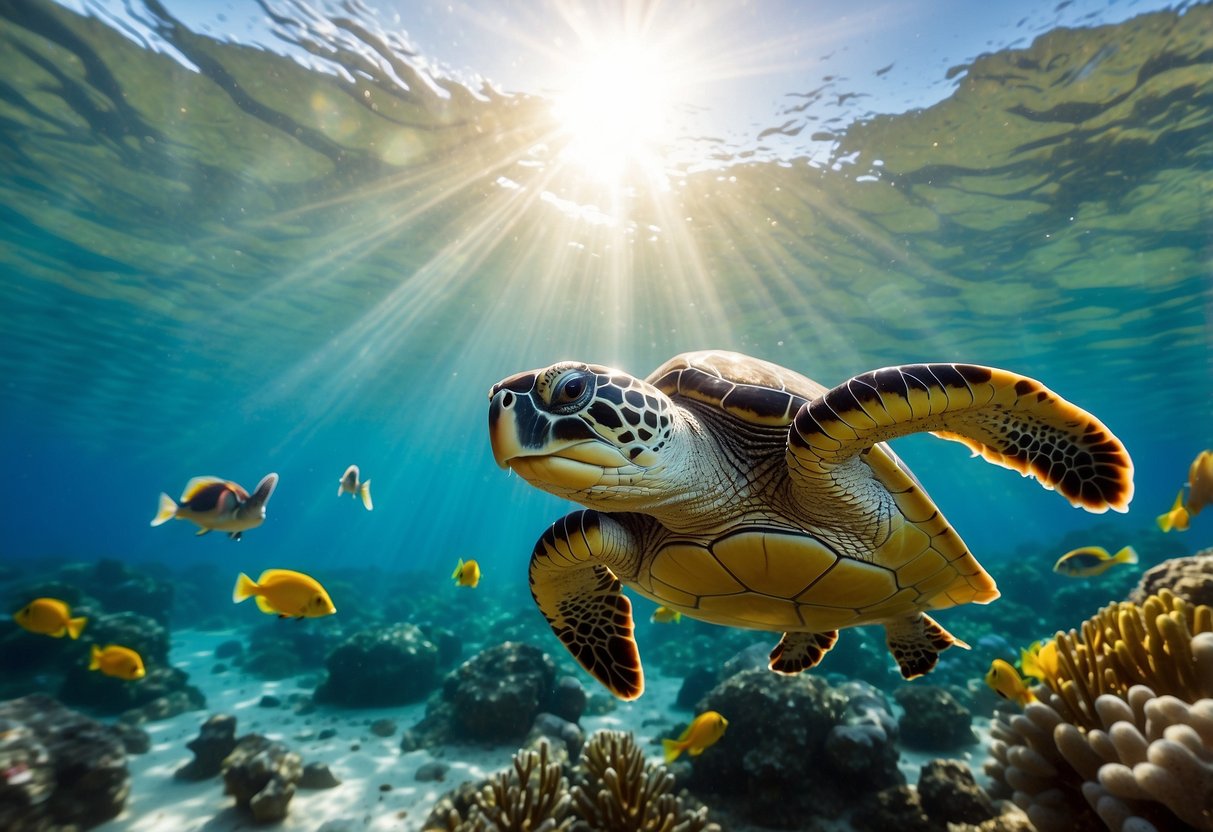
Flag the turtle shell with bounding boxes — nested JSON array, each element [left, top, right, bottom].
[[631, 350, 998, 632]]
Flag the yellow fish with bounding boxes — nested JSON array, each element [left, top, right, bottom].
[[233, 569, 336, 619], [1156, 490, 1190, 533], [985, 658, 1035, 706], [151, 474, 279, 541], [651, 606, 682, 624], [13, 598, 87, 639], [1019, 640, 1058, 682], [452, 558, 480, 588], [90, 644, 145, 681], [337, 464, 373, 511], [1187, 450, 1213, 516], [1052, 545, 1138, 577], [662, 710, 728, 763]]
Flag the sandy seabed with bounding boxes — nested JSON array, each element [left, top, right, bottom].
[[96, 629, 995, 832], [97, 628, 689, 832]]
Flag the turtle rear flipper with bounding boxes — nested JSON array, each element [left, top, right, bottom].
[[787, 363, 1133, 514], [529, 511, 645, 700], [768, 630, 838, 675], [884, 612, 968, 679]]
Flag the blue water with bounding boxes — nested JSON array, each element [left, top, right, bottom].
[[0, 2, 1209, 624]]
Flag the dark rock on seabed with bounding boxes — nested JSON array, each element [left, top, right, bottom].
[[893, 684, 976, 751], [411, 641, 564, 745], [688, 668, 903, 828], [221, 734, 303, 823], [175, 714, 237, 781], [314, 623, 439, 706], [0, 694, 129, 831]]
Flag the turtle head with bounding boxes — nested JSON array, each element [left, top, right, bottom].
[[488, 362, 677, 504]]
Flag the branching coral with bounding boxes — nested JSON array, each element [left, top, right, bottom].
[[571, 730, 717, 832], [983, 590, 1213, 832], [428, 741, 573, 832], [424, 732, 719, 832]]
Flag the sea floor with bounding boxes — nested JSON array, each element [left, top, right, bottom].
[[97, 629, 995, 832]]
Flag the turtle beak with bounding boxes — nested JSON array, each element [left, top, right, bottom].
[[488, 372, 539, 468]]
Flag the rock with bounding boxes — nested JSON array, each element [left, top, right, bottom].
[[549, 675, 587, 723], [221, 735, 303, 823], [917, 759, 998, 826], [315, 820, 363, 832], [411, 642, 558, 745], [175, 714, 238, 781], [415, 761, 448, 782], [851, 785, 933, 832], [526, 712, 583, 760], [107, 722, 151, 755], [370, 718, 396, 738], [893, 685, 975, 750], [212, 663, 227, 674], [57, 559, 174, 626], [299, 762, 341, 789], [688, 668, 902, 827], [215, 640, 243, 660], [259, 695, 282, 708], [317, 728, 337, 741], [0, 694, 129, 830], [314, 624, 439, 707], [399, 730, 419, 753], [675, 666, 718, 710]]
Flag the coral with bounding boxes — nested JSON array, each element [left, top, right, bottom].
[[1032, 590, 1212, 731], [982, 590, 1213, 832], [1131, 551, 1213, 609], [426, 741, 573, 831], [571, 731, 717, 832], [424, 733, 720, 832]]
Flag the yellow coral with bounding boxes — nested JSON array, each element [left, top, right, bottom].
[[1030, 590, 1213, 730]]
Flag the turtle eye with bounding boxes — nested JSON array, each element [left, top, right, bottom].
[[551, 371, 593, 413]]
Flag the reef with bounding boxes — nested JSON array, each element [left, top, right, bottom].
[[1130, 549, 1213, 609], [688, 667, 902, 827], [0, 694, 129, 831], [854, 759, 1002, 832], [175, 714, 237, 781], [894, 684, 977, 751], [413, 642, 583, 746], [424, 731, 718, 831], [983, 590, 1213, 831], [314, 622, 439, 706]]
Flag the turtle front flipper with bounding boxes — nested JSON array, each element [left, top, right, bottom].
[[787, 363, 1133, 513], [884, 612, 968, 679], [768, 630, 839, 675], [529, 510, 646, 700]]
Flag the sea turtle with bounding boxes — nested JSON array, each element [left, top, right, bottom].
[[487, 352, 1133, 699]]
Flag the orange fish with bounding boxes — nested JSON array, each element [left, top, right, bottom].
[[151, 474, 278, 540], [13, 598, 86, 639], [1187, 450, 1213, 516]]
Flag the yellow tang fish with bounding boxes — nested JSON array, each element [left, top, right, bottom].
[[452, 558, 480, 588], [984, 658, 1035, 706], [1019, 640, 1058, 682], [90, 644, 145, 680], [13, 598, 87, 639], [151, 473, 279, 541], [1187, 450, 1213, 516], [662, 710, 728, 763], [1052, 545, 1138, 577], [651, 606, 682, 624], [337, 464, 373, 511], [233, 569, 336, 619], [1156, 490, 1190, 533]]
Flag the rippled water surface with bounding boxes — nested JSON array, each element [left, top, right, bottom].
[[1, 0, 1210, 571]]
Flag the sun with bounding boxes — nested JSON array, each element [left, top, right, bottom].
[[552, 37, 676, 182]]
